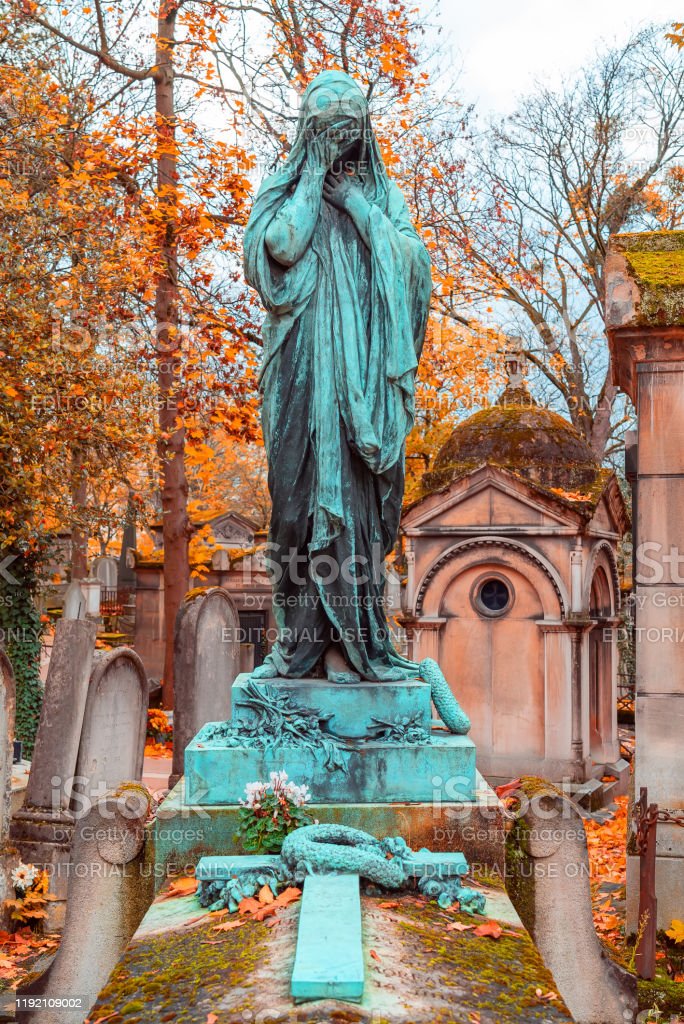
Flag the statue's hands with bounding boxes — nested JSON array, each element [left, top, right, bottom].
[[306, 120, 361, 173], [322, 169, 364, 213]]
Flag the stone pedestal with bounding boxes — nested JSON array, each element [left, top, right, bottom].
[[185, 673, 476, 806], [606, 228, 684, 925], [155, 670, 499, 888]]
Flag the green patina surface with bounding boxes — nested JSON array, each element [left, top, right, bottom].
[[612, 229, 684, 326], [87, 885, 572, 1023]]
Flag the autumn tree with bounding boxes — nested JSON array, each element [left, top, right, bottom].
[[14, 0, 256, 703], [0, 21, 162, 745], [415, 27, 684, 456]]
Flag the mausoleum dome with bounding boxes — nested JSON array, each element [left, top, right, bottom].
[[422, 380, 602, 496]]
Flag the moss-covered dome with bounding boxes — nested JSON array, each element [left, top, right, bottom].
[[423, 382, 601, 496]]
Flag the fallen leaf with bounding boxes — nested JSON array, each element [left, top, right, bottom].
[[666, 919, 684, 944], [265, 916, 280, 928], [535, 989, 558, 1002], [473, 921, 503, 940], [495, 778, 521, 800], [370, 949, 381, 961], [156, 876, 197, 901], [446, 921, 475, 932], [378, 901, 399, 909], [213, 919, 246, 932], [274, 887, 301, 907], [206, 1014, 218, 1023], [238, 897, 261, 916], [468, 1013, 481, 1023], [258, 885, 275, 905]]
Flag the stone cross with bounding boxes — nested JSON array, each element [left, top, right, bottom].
[[196, 849, 468, 1001]]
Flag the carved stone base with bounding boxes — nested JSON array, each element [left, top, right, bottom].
[[185, 727, 476, 805]]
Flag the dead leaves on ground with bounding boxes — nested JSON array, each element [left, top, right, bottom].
[[236, 885, 301, 924], [0, 928, 59, 988], [584, 796, 627, 945], [154, 876, 198, 902]]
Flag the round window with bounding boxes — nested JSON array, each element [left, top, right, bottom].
[[474, 576, 512, 617]]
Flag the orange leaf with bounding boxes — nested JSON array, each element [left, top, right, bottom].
[[213, 919, 246, 932], [473, 921, 503, 940], [273, 887, 301, 908], [207, 1015, 218, 1024], [370, 949, 381, 961], [378, 901, 399, 909], [237, 897, 260, 916], [258, 885, 275, 904], [156, 876, 197, 901], [446, 921, 475, 932]]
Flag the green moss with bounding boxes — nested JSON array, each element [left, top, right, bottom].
[[387, 899, 572, 1021], [638, 974, 684, 1015], [612, 230, 684, 326], [88, 913, 268, 1021]]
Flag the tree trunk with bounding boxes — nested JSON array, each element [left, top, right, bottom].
[[154, 0, 188, 708], [70, 450, 88, 580]]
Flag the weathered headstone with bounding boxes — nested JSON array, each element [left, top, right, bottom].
[[16, 784, 154, 1024], [11, 617, 98, 930], [169, 587, 240, 788], [62, 580, 85, 621], [0, 651, 19, 928], [72, 648, 148, 810], [505, 779, 636, 1024]]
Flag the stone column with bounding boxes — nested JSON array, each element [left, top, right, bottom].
[[407, 617, 446, 663], [605, 229, 684, 927]]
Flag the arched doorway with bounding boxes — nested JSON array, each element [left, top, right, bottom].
[[589, 566, 614, 760]]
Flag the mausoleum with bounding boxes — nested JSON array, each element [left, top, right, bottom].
[[400, 356, 630, 784]]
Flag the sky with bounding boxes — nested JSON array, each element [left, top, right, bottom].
[[427, 0, 682, 114]]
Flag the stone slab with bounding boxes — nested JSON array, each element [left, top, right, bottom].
[[291, 873, 364, 1002], [627, 852, 684, 931], [151, 773, 506, 889], [86, 879, 573, 1023], [185, 728, 476, 805], [231, 672, 432, 739]]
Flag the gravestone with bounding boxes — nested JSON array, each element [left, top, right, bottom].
[[92, 555, 117, 589], [169, 587, 240, 788], [62, 580, 85, 620], [0, 651, 19, 928], [16, 784, 154, 1024], [11, 617, 98, 930], [505, 778, 636, 1023], [73, 648, 148, 810]]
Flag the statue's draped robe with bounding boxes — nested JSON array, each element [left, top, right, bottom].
[[245, 88, 431, 680]]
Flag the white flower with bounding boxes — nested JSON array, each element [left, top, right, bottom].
[[242, 780, 268, 808], [268, 770, 288, 794], [284, 782, 311, 807], [12, 863, 38, 893]]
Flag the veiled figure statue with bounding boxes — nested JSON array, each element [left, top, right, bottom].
[[244, 70, 432, 684]]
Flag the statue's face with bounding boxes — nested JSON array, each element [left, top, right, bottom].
[[304, 85, 366, 162]]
